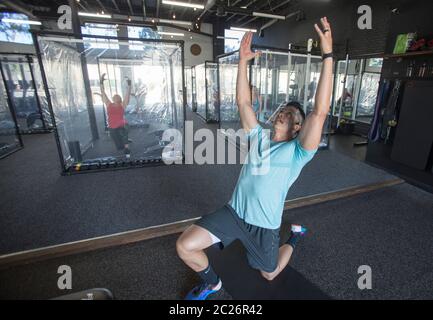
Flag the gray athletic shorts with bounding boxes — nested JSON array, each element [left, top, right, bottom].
[[195, 204, 280, 273]]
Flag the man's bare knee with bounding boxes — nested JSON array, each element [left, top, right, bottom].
[[176, 228, 203, 256], [176, 235, 194, 259]]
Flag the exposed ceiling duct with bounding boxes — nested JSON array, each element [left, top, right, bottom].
[[259, 10, 301, 35], [95, 0, 107, 13], [226, 0, 258, 22], [26, 5, 51, 13], [1, 0, 38, 20], [198, 0, 217, 20], [126, 0, 134, 16], [142, 0, 147, 18], [216, 6, 227, 17], [111, 0, 121, 12], [239, 0, 292, 27], [0, 0, 294, 30]]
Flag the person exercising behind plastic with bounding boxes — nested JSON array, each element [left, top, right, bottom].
[[176, 17, 334, 300], [100, 74, 132, 158]]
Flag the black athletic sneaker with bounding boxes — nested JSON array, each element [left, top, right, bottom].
[[185, 281, 222, 300]]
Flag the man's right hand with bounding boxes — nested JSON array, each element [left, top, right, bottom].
[[314, 17, 333, 55], [239, 32, 261, 62]]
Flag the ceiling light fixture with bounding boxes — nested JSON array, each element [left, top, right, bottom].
[[78, 12, 112, 18], [252, 12, 286, 20], [159, 18, 192, 26], [162, 1, 205, 9], [1, 18, 42, 25], [230, 26, 257, 33], [217, 36, 238, 40], [158, 31, 185, 37]]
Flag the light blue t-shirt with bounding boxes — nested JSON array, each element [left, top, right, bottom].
[[229, 124, 317, 230]]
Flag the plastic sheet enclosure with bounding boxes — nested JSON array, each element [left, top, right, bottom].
[[185, 67, 193, 110], [0, 54, 53, 133], [194, 62, 219, 123], [191, 66, 197, 112], [37, 34, 185, 173], [333, 59, 357, 119], [0, 67, 22, 159], [219, 49, 330, 149], [218, 52, 242, 128], [218, 51, 249, 148], [333, 58, 382, 125], [206, 62, 219, 122]]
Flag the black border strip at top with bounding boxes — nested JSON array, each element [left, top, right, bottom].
[[30, 30, 185, 46]]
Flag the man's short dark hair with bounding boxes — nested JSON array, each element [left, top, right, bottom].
[[285, 101, 306, 124]]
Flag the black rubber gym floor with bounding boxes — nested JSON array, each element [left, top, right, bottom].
[[1, 183, 432, 300], [0, 109, 396, 254]]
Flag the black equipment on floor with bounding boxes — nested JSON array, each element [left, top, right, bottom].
[[52, 288, 114, 300], [207, 240, 330, 300]]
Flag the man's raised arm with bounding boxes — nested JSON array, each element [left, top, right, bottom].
[[237, 32, 260, 133], [298, 17, 334, 150]]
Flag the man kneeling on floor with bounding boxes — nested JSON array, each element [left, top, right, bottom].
[[176, 17, 334, 300]]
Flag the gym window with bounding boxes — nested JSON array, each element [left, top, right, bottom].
[[224, 29, 244, 53], [0, 12, 33, 45], [127, 26, 160, 50], [81, 23, 119, 49]]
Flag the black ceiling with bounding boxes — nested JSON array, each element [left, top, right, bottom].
[[1, 0, 299, 29]]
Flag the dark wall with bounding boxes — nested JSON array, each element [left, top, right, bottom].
[[365, 0, 433, 189], [254, 0, 354, 55], [385, 0, 433, 54], [250, 0, 430, 57], [380, 0, 433, 80]]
